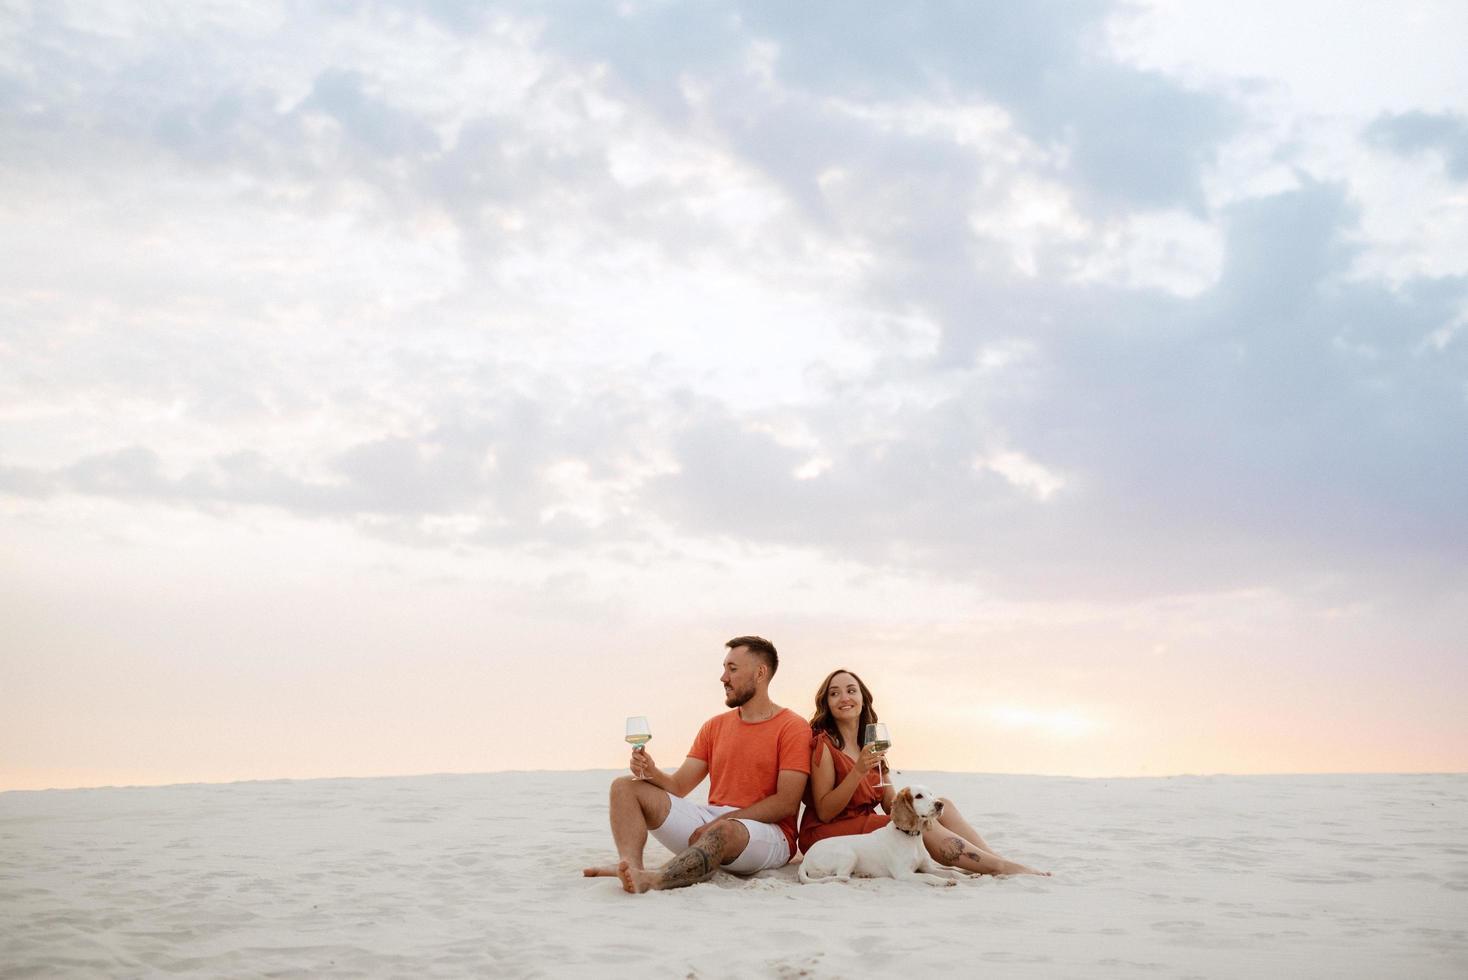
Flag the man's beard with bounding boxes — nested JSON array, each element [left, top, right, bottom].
[[724, 684, 754, 708]]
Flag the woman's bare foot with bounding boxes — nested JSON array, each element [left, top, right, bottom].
[[991, 855, 1051, 877]]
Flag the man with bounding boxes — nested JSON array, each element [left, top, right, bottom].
[[582, 636, 811, 893]]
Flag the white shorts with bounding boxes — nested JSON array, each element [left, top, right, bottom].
[[650, 794, 791, 874]]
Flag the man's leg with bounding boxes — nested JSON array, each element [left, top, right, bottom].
[[582, 776, 673, 877], [618, 818, 750, 894]]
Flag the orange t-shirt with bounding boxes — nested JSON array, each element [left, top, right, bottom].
[[687, 707, 812, 855]]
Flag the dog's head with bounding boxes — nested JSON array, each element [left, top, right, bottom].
[[890, 785, 944, 835]]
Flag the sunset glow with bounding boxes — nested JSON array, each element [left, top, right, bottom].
[[3, 2, 1466, 792]]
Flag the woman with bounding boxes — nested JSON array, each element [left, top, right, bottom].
[[799, 668, 1049, 877]]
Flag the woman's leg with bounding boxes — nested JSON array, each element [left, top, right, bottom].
[[922, 828, 1049, 877], [936, 797, 994, 853]]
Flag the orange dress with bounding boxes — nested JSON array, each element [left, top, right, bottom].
[[797, 730, 890, 853]]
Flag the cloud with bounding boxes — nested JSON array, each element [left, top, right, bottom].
[[765, 0, 1237, 193], [974, 451, 1065, 501], [2, 0, 1465, 610], [641, 178, 1468, 599], [1365, 110, 1468, 181], [0, 355, 686, 553], [0, 463, 55, 498]]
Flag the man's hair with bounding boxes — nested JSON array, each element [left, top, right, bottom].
[[726, 635, 779, 678]]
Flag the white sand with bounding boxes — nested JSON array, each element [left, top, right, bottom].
[[1, 771, 1465, 978]]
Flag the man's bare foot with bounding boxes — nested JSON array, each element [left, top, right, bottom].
[[616, 859, 658, 894], [582, 865, 620, 877]]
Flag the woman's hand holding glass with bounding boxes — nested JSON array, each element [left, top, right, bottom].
[[865, 722, 892, 789], [855, 742, 886, 776]]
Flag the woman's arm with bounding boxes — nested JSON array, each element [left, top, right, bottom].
[[811, 737, 883, 822]]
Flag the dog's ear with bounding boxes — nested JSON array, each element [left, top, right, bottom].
[[890, 787, 919, 833]]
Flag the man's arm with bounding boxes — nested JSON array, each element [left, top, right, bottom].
[[698, 768, 808, 827], [633, 749, 708, 798]]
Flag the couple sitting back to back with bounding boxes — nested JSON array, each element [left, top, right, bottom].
[[583, 636, 1046, 893]]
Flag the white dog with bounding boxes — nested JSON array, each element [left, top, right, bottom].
[[798, 785, 968, 886]]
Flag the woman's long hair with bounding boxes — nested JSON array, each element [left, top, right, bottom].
[[809, 667, 880, 751]]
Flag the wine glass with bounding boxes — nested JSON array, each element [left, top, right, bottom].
[[864, 722, 891, 789], [625, 716, 652, 780]]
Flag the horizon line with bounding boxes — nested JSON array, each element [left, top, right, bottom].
[[5, 766, 1466, 796]]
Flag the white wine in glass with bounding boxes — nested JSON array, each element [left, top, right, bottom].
[[864, 722, 892, 789], [625, 716, 652, 780]]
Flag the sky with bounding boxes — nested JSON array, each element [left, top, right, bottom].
[[3, 1, 1467, 792]]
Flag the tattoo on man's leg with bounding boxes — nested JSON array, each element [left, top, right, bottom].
[[657, 826, 726, 889]]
